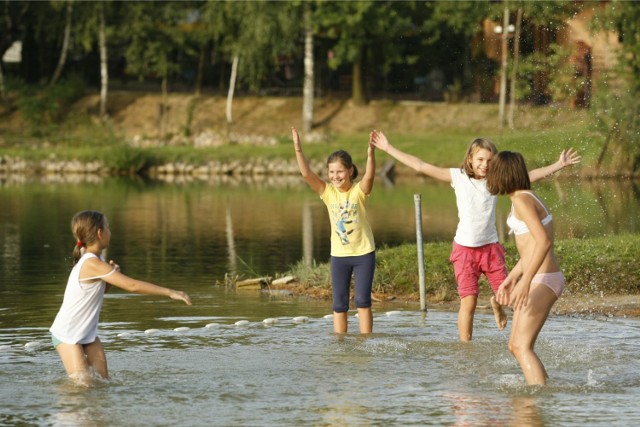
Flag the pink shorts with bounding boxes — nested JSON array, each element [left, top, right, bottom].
[[533, 271, 565, 298], [449, 241, 507, 299]]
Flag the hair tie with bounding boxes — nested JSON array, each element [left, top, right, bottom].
[[76, 241, 84, 248]]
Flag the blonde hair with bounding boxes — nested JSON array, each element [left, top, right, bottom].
[[486, 151, 531, 195], [461, 138, 498, 178], [71, 210, 107, 265]]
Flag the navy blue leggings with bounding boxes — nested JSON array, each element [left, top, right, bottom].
[[330, 251, 376, 313]]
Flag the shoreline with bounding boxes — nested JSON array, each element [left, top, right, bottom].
[[269, 283, 640, 319]]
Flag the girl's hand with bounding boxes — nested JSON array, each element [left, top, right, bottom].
[[558, 148, 581, 168], [496, 277, 516, 306], [509, 280, 530, 311], [109, 260, 121, 272], [370, 130, 390, 152], [291, 127, 302, 152], [169, 290, 192, 306]]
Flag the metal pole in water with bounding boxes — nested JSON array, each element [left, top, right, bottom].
[[414, 194, 427, 312]]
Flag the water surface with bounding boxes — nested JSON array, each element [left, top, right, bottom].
[[1, 176, 639, 425]]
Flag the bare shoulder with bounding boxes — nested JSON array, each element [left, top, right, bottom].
[[80, 256, 111, 276]]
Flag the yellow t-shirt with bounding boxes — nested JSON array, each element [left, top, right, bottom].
[[320, 182, 375, 257]]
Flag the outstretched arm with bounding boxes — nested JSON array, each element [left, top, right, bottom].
[[370, 131, 451, 183], [292, 127, 326, 195], [529, 148, 581, 183], [359, 131, 376, 195], [81, 258, 192, 305]]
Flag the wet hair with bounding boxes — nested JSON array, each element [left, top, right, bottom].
[[461, 138, 498, 178], [71, 210, 107, 265], [327, 150, 358, 180], [486, 151, 531, 195]]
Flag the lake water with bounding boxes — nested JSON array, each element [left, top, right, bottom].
[[1, 175, 640, 425]]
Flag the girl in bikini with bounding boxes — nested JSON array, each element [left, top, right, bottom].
[[486, 151, 563, 385]]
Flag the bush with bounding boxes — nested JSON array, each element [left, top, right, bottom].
[[16, 74, 86, 136]]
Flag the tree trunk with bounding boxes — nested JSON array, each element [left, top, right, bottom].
[[498, 7, 509, 129], [352, 60, 365, 106], [0, 63, 6, 105], [195, 44, 206, 96], [98, 4, 109, 119], [50, 0, 73, 86], [160, 75, 168, 137], [226, 54, 239, 127], [508, 8, 523, 130], [302, 6, 314, 133]]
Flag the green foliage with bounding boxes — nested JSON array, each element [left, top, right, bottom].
[[555, 234, 640, 295], [101, 146, 159, 174], [200, 0, 299, 92], [589, 1, 640, 173], [287, 234, 640, 300], [15, 75, 86, 137]]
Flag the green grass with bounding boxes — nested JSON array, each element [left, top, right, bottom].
[[0, 102, 604, 173], [287, 234, 640, 300]]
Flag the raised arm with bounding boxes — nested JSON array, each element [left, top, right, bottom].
[[81, 258, 192, 305], [370, 131, 451, 183], [529, 148, 581, 183], [292, 127, 326, 195], [359, 131, 376, 195]]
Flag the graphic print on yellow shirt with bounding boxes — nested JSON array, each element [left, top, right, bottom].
[[321, 182, 375, 257]]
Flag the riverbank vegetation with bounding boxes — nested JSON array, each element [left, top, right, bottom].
[[286, 234, 640, 303], [1, 1, 638, 177]]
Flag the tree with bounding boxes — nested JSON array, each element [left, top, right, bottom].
[[316, 1, 415, 105], [591, 1, 640, 174], [49, 0, 73, 86], [302, 2, 314, 133], [122, 1, 191, 133], [0, 0, 30, 103], [200, 0, 297, 127]]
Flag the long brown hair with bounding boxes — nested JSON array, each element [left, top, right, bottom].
[[71, 210, 107, 265], [461, 138, 498, 178], [486, 151, 531, 195]]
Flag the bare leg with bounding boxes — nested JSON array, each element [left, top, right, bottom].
[[333, 311, 348, 334], [458, 295, 478, 341], [508, 284, 557, 385], [56, 342, 93, 386], [491, 295, 508, 330], [84, 337, 109, 379], [357, 307, 373, 334]]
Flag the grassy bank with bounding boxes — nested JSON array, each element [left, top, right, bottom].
[[286, 234, 640, 302], [0, 94, 608, 176]]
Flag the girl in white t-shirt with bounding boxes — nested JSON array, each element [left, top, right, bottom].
[[292, 127, 376, 334], [370, 131, 579, 341], [50, 210, 192, 386]]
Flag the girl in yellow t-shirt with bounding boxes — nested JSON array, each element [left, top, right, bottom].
[[291, 127, 376, 334]]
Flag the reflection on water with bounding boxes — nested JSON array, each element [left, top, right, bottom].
[[1, 176, 639, 425]]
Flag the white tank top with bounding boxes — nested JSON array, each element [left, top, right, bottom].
[[50, 253, 115, 344]]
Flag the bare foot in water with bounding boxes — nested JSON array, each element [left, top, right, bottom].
[[491, 296, 507, 330]]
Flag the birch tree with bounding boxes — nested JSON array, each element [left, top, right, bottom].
[[49, 0, 73, 86]]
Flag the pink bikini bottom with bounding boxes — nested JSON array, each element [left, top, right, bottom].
[[532, 271, 565, 298]]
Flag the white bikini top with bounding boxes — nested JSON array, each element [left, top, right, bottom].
[[506, 191, 552, 235]]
